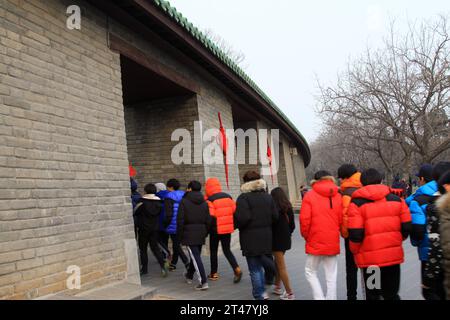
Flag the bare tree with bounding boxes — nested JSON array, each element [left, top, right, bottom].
[[203, 28, 248, 69], [316, 16, 450, 179], [306, 126, 388, 182]]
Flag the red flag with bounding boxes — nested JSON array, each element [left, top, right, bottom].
[[217, 113, 229, 189], [129, 165, 137, 177], [267, 138, 274, 184]]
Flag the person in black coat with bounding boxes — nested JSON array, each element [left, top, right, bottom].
[[270, 187, 296, 300], [177, 181, 212, 291], [134, 184, 169, 277], [235, 171, 279, 300]]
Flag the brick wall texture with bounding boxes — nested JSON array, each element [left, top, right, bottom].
[[0, 0, 133, 300], [235, 120, 260, 186], [277, 142, 289, 195], [125, 95, 205, 191]]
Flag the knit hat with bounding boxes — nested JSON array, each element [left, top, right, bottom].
[[416, 164, 433, 182], [155, 183, 167, 193]]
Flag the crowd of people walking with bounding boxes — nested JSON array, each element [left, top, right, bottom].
[[130, 161, 450, 301]]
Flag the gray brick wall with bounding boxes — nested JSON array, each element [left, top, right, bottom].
[[277, 142, 289, 195], [0, 0, 132, 299], [110, 19, 243, 199], [234, 120, 260, 186], [256, 120, 279, 192], [293, 152, 307, 195], [124, 95, 204, 190], [197, 93, 241, 200]]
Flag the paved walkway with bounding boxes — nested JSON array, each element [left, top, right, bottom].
[[141, 219, 422, 300]]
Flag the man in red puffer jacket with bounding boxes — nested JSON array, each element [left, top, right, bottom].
[[205, 178, 242, 283], [348, 168, 412, 300], [300, 171, 343, 300]]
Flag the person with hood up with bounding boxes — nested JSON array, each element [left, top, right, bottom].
[[406, 164, 438, 299], [300, 170, 343, 300], [164, 179, 189, 271], [155, 183, 171, 262], [177, 181, 212, 291], [436, 170, 450, 300], [134, 184, 169, 277], [348, 168, 412, 300], [337, 164, 363, 300], [205, 178, 242, 283], [235, 171, 279, 300]]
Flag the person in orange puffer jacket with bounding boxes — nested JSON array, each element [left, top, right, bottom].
[[348, 168, 412, 300], [205, 178, 242, 283], [337, 164, 362, 300], [300, 171, 343, 300]]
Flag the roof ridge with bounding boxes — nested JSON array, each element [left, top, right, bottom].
[[151, 0, 309, 157]]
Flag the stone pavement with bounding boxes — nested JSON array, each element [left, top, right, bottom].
[[142, 219, 422, 300], [42, 282, 156, 300]]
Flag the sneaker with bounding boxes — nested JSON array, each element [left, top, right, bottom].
[[195, 283, 209, 291], [208, 273, 219, 281], [183, 272, 193, 284], [280, 292, 295, 300], [263, 292, 270, 300], [161, 263, 169, 278], [169, 264, 177, 272], [272, 285, 283, 295], [164, 260, 170, 270], [233, 268, 243, 284]]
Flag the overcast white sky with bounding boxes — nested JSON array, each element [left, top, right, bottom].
[[167, 0, 449, 143]]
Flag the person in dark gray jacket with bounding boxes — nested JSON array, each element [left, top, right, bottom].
[[235, 171, 279, 300]]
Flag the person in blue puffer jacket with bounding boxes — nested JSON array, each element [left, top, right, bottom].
[[163, 179, 190, 271], [155, 183, 171, 262], [406, 164, 437, 300]]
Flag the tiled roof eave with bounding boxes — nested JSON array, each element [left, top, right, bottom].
[[150, 0, 311, 165]]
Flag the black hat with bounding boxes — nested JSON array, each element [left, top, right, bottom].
[[416, 164, 433, 182]]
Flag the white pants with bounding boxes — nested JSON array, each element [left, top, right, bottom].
[[305, 254, 338, 300]]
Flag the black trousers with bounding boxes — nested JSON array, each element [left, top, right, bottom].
[[169, 234, 189, 267], [186, 245, 207, 285], [421, 262, 446, 300], [263, 254, 276, 285], [209, 233, 239, 274], [362, 264, 401, 300], [138, 229, 165, 271], [345, 238, 358, 300], [158, 231, 171, 259]]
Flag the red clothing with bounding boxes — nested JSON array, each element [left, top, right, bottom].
[[205, 178, 236, 235], [340, 172, 363, 238], [300, 176, 343, 255], [348, 184, 412, 268]]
